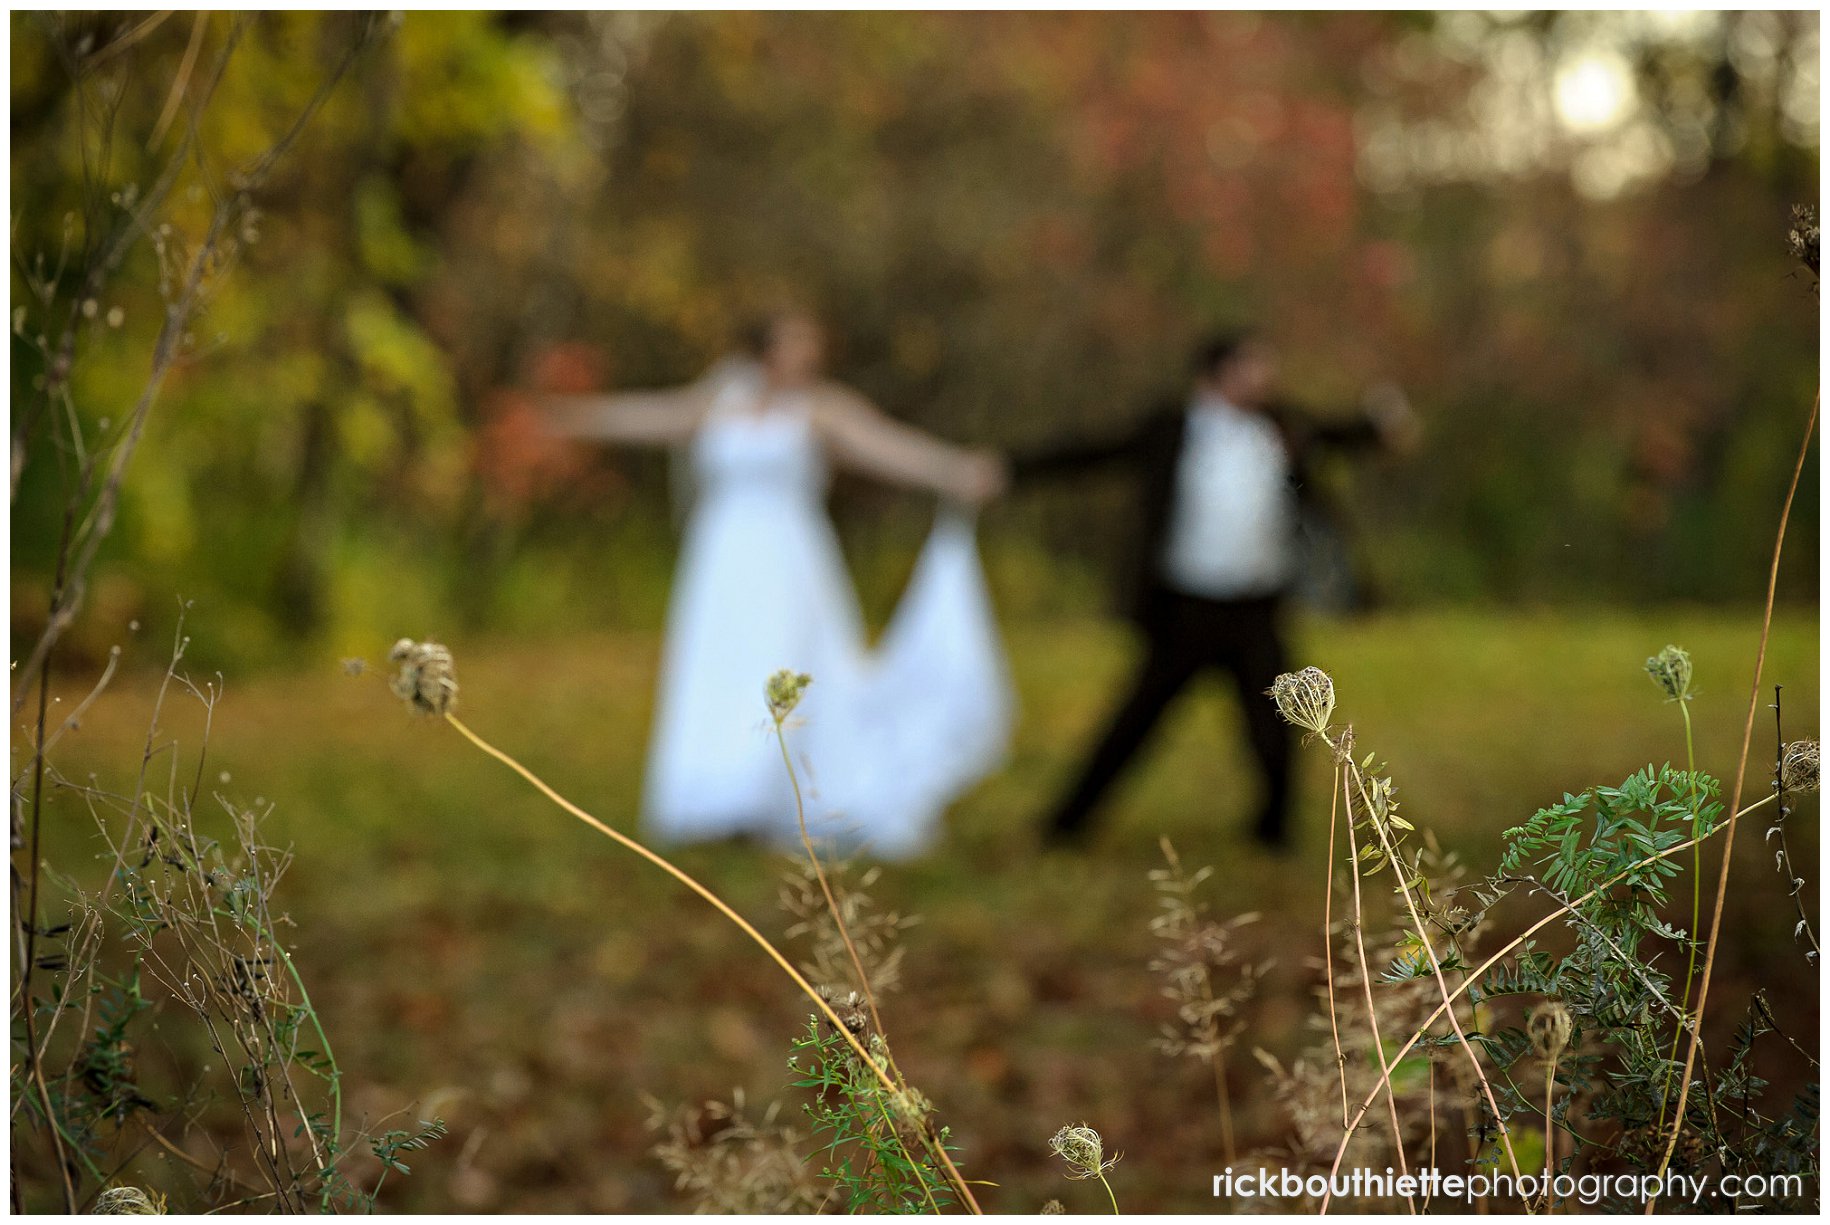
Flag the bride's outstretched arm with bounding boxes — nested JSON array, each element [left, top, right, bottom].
[[538, 383, 711, 446], [812, 385, 1004, 504]]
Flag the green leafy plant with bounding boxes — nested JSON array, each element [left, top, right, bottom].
[[788, 1018, 959, 1213], [9, 14, 428, 1213], [14, 624, 440, 1213], [1250, 657, 1815, 1213], [1481, 766, 1725, 1152], [370, 1120, 450, 1196]]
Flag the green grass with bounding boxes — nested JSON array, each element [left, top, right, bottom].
[[33, 606, 1820, 1212]]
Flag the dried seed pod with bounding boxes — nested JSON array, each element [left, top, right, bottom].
[[1528, 1001, 1574, 1061], [1780, 739, 1820, 794], [1048, 1123, 1120, 1180], [1266, 667, 1335, 734], [813, 984, 871, 1045], [1788, 204, 1818, 278], [95, 1186, 165, 1215], [388, 639, 458, 716]]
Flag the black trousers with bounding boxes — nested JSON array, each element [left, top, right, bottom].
[[1046, 588, 1293, 845]]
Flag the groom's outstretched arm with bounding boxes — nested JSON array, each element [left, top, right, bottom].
[[1006, 408, 1166, 483], [1278, 383, 1421, 457]]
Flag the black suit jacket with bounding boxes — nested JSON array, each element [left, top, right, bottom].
[[1010, 398, 1383, 625]]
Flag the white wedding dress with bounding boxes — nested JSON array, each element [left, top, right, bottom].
[[642, 376, 1013, 859]]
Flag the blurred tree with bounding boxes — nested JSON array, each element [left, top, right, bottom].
[[11, 12, 1819, 671], [13, 12, 587, 662]]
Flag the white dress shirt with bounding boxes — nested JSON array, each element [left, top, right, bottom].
[[1160, 393, 1298, 599]]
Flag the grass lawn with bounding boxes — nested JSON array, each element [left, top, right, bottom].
[[28, 605, 1820, 1211]]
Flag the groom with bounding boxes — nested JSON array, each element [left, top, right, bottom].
[[1009, 329, 1416, 849]]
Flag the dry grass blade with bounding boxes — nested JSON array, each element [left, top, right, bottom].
[[1331, 754, 1416, 1214], [769, 690, 889, 1051], [1344, 764, 1532, 1205], [1147, 839, 1266, 1164], [1322, 766, 1350, 1129], [1646, 391, 1817, 1206]]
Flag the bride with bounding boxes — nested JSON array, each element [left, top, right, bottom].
[[542, 309, 1012, 859]]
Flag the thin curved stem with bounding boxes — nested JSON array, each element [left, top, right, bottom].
[[446, 713, 873, 1059], [1323, 761, 1350, 1128], [1656, 699, 1701, 1133], [1648, 393, 1815, 1209], [1212, 1052, 1235, 1164], [1096, 1171, 1120, 1214], [242, 914, 343, 1207], [773, 720, 888, 1048], [1345, 763, 1529, 1207], [1335, 758, 1416, 1213], [443, 712, 983, 1213], [1541, 1054, 1559, 1212]]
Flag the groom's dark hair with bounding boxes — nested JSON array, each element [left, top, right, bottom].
[[1192, 327, 1259, 379], [738, 314, 779, 358]]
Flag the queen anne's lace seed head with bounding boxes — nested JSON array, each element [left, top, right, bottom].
[[388, 639, 458, 716], [1644, 645, 1693, 702], [1528, 1001, 1574, 1061], [765, 669, 812, 723], [95, 1187, 165, 1215], [1266, 667, 1335, 734], [1781, 739, 1820, 794], [1048, 1123, 1120, 1180], [813, 984, 871, 1043], [1788, 204, 1819, 278]]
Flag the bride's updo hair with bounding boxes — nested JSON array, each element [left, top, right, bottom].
[[738, 305, 827, 384]]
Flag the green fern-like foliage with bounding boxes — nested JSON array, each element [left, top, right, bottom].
[[1478, 765, 1800, 1175], [1497, 765, 1719, 907]]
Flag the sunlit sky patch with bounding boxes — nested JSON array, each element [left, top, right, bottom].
[[1356, 10, 1818, 202]]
